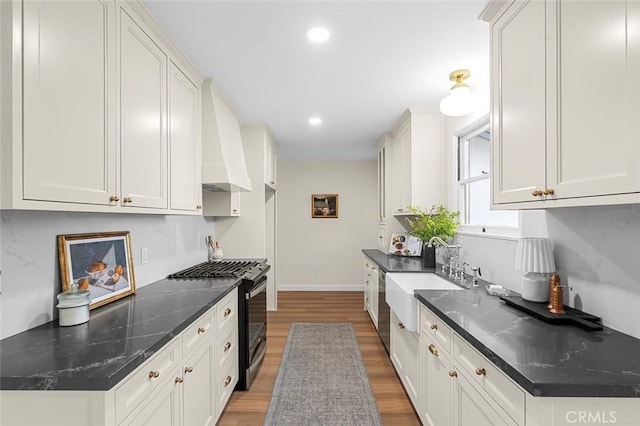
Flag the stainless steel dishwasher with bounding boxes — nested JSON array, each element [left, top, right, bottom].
[[378, 269, 390, 354]]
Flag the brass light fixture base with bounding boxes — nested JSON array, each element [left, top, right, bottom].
[[449, 69, 471, 89]]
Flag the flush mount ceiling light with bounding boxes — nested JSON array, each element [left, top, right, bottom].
[[439, 69, 476, 117], [309, 117, 322, 126], [307, 27, 330, 43]]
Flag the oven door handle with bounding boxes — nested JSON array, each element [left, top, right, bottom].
[[246, 278, 268, 300]]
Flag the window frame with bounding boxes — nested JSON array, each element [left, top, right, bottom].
[[454, 114, 520, 240]]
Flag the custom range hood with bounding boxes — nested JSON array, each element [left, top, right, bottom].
[[201, 79, 252, 192]]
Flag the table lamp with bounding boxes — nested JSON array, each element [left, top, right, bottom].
[[514, 238, 556, 302]]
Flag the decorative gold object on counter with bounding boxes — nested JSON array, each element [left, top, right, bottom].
[[549, 273, 566, 315]]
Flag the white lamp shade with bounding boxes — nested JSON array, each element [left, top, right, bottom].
[[439, 86, 475, 117], [514, 238, 555, 273]]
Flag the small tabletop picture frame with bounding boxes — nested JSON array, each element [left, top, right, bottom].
[[311, 194, 339, 218], [57, 231, 136, 309]]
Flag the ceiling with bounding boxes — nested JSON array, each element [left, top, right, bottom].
[[144, 1, 490, 160]]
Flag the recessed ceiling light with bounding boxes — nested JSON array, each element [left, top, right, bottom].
[[307, 27, 330, 43], [309, 117, 322, 126]]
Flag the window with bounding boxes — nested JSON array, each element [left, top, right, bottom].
[[457, 116, 518, 235]]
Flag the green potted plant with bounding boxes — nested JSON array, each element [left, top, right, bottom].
[[406, 205, 460, 268]]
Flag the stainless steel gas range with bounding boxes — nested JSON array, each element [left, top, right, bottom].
[[168, 260, 269, 391]]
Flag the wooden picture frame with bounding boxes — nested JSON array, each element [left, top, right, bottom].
[[311, 194, 339, 218], [57, 231, 136, 309]]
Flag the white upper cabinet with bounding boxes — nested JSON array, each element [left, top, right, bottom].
[[202, 191, 241, 217], [1, 0, 203, 214], [377, 134, 390, 223], [119, 8, 167, 209], [169, 61, 202, 212], [491, 0, 546, 205], [264, 134, 277, 190], [489, 0, 640, 208], [549, 0, 639, 199], [21, 0, 117, 205], [390, 109, 442, 215]]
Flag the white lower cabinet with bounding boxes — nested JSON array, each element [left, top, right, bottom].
[[363, 257, 379, 329], [0, 289, 238, 426], [454, 372, 515, 426], [120, 372, 181, 426], [420, 332, 453, 426], [390, 311, 420, 410], [213, 290, 239, 418], [182, 341, 215, 426], [419, 304, 519, 426]]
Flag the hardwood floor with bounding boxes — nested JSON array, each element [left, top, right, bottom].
[[218, 291, 421, 426]]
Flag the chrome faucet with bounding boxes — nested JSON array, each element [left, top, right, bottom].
[[427, 237, 463, 278], [471, 266, 482, 288], [427, 236, 448, 248]]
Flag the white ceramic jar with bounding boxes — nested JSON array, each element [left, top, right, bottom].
[[56, 290, 91, 326]]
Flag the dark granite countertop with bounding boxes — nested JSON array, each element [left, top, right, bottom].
[[362, 248, 435, 273], [415, 283, 640, 398], [0, 276, 240, 391], [364, 249, 640, 398]]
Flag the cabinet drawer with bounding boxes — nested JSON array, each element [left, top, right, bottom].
[[181, 309, 214, 358], [454, 336, 525, 425], [216, 288, 238, 332], [215, 323, 238, 369], [216, 356, 239, 418], [115, 337, 181, 424], [421, 304, 453, 355]]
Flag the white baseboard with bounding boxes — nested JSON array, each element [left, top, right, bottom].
[[277, 284, 364, 291]]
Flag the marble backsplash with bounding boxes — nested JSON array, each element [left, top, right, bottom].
[[453, 204, 640, 340], [0, 210, 214, 339]]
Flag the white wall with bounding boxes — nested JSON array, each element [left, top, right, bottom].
[[0, 211, 213, 338], [442, 111, 640, 339], [277, 159, 377, 290]]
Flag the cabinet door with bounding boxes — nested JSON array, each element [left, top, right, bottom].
[[169, 61, 201, 211], [391, 129, 406, 214], [119, 8, 168, 209], [547, 0, 640, 199], [183, 342, 215, 426], [264, 137, 277, 188], [491, 0, 547, 204], [22, 0, 116, 205], [400, 126, 412, 210], [370, 277, 379, 328], [421, 337, 453, 426], [377, 144, 387, 222], [390, 312, 404, 374], [403, 330, 420, 409], [453, 371, 516, 426], [377, 224, 387, 251], [121, 371, 181, 426]]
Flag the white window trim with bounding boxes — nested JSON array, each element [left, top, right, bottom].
[[453, 114, 521, 239]]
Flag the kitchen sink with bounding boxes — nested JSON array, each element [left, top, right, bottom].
[[386, 273, 464, 332]]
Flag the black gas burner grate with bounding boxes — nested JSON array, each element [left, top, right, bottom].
[[168, 261, 258, 279]]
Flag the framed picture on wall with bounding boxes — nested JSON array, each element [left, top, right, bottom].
[[57, 231, 136, 309], [311, 194, 339, 218]]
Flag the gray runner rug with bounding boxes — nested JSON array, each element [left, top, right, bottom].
[[264, 322, 383, 426]]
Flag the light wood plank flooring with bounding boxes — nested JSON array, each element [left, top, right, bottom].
[[218, 291, 421, 425]]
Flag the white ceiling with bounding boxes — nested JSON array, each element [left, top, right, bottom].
[[144, 1, 490, 160]]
